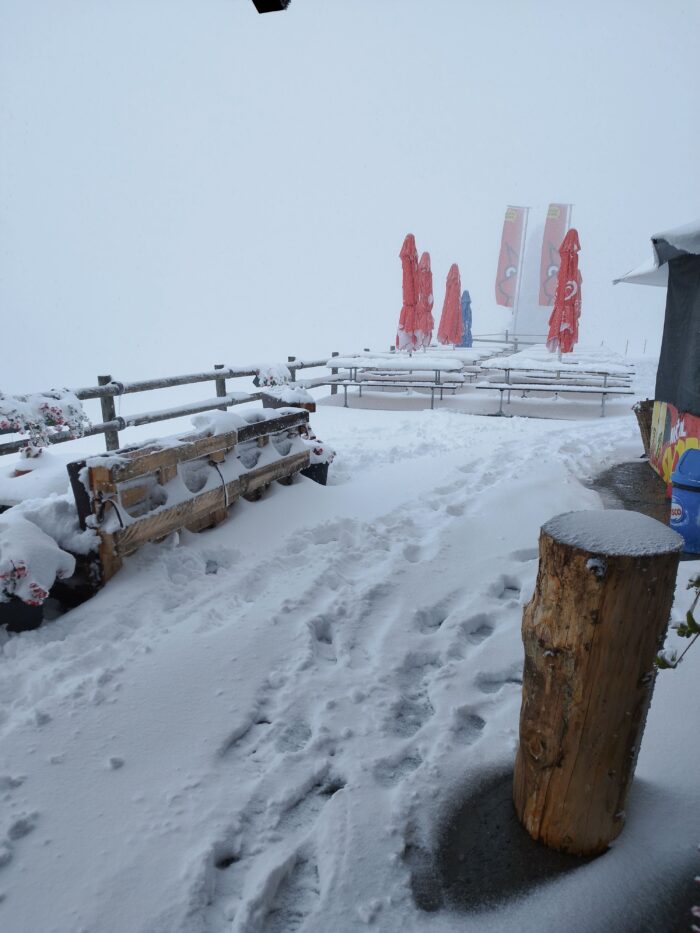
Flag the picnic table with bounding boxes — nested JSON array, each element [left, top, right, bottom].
[[480, 355, 633, 388], [313, 355, 466, 410], [475, 348, 636, 416], [475, 354, 634, 415], [327, 355, 463, 385]]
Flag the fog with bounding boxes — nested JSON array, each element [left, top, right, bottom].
[[2, 0, 699, 393]]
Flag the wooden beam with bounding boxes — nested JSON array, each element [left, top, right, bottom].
[[92, 430, 239, 486], [108, 450, 309, 556]]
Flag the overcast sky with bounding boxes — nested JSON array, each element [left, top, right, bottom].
[[1, 0, 699, 392]]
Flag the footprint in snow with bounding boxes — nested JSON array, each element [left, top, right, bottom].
[[275, 776, 346, 833], [7, 812, 39, 841], [307, 615, 337, 663], [413, 599, 453, 634], [264, 852, 321, 933], [451, 706, 486, 744], [510, 547, 539, 563], [396, 651, 442, 687], [276, 721, 313, 754], [403, 543, 422, 564], [388, 695, 435, 737], [0, 775, 26, 793], [475, 667, 523, 695], [373, 754, 422, 787], [218, 713, 271, 758], [489, 574, 522, 601], [461, 613, 495, 645]]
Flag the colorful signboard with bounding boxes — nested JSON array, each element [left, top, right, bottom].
[[649, 400, 700, 490]]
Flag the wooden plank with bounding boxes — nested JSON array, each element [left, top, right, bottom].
[[184, 505, 231, 533], [98, 534, 123, 583], [73, 367, 260, 400], [114, 485, 236, 554], [119, 483, 150, 510], [109, 450, 309, 555], [88, 464, 117, 495], [241, 450, 310, 496], [158, 463, 178, 485], [107, 429, 239, 484], [66, 460, 92, 530], [237, 410, 309, 443]]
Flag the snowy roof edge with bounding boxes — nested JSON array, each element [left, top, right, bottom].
[[613, 218, 700, 287]]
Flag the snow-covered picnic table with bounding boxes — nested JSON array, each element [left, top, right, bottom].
[[475, 346, 637, 416], [480, 353, 634, 386], [322, 355, 468, 410], [327, 355, 463, 384]]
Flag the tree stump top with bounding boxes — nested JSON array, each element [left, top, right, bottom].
[[542, 509, 683, 557]]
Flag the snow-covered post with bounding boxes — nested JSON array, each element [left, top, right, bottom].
[[214, 364, 227, 412], [287, 356, 297, 383], [513, 510, 683, 856], [330, 351, 339, 395], [98, 376, 119, 451]]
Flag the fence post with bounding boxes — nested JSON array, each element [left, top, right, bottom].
[[512, 510, 682, 856], [330, 351, 339, 395], [214, 364, 227, 411], [287, 356, 297, 382], [98, 375, 120, 451]]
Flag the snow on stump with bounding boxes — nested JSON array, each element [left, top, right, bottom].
[[512, 510, 683, 857]]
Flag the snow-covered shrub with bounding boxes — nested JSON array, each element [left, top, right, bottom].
[[656, 574, 700, 669], [0, 512, 76, 606], [0, 389, 90, 449], [301, 428, 335, 465], [261, 384, 314, 404], [252, 364, 292, 388]]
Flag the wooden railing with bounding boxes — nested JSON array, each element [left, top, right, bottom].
[[0, 356, 335, 456]]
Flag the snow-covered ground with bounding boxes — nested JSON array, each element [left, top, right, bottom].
[[1, 363, 699, 933]]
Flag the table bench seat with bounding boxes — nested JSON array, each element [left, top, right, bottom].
[[474, 381, 635, 417]]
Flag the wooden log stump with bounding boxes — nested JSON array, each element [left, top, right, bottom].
[[513, 509, 682, 856]]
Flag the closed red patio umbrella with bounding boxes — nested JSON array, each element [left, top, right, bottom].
[[414, 251, 434, 348], [396, 233, 419, 349], [546, 228, 582, 355], [437, 263, 463, 345]]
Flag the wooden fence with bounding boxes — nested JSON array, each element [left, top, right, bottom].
[[0, 354, 339, 457]]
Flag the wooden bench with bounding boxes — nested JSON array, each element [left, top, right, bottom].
[[474, 381, 635, 417], [313, 380, 461, 410], [353, 371, 466, 385], [68, 410, 311, 584]]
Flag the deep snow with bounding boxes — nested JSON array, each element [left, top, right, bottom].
[[0, 365, 698, 933]]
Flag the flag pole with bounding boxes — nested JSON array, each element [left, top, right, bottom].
[[510, 206, 530, 340]]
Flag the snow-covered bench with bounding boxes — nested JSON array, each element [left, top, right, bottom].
[[474, 381, 635, 417], [319, 379, 459, 410], [70, 409, 315, 584]]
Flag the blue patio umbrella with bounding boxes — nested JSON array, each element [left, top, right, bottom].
[[459, 290, 473, 347]]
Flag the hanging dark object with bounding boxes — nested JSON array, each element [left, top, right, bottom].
[[251, 0, 291, 12]]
